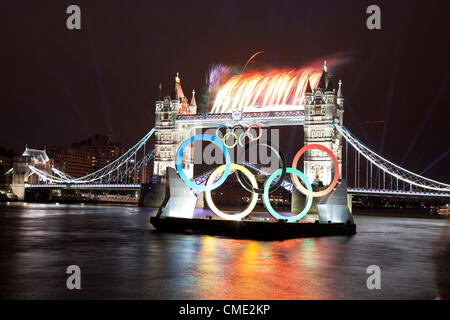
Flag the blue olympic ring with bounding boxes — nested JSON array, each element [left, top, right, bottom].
[[176, 134, 231, 192], [215, 125, 230, 139]]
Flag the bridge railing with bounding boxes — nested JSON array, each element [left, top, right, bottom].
[[335, 122, 450, 192], [26, 128, 155, 185]]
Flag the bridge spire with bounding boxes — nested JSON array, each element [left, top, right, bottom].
[[173, 73, 185, 101], [305, 75, 312, 93], [190, 89, 197, 107], [318, 61, 329, 90], [337, 80, 343, 99], [337, 79, 344, 107]]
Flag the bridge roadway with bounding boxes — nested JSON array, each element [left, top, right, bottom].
[[25, 183, 142, 191], [175, 109, 305, 127], [347, 188, 450, 198], [24, 184, 450, 199]]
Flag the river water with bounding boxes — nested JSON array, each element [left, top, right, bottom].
[[0, 202, 448, 299]]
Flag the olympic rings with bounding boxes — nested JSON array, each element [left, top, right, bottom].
[[246, 124, 262, 141], [176, 134, 231, 192], [235, 140, 287, 195], [223, 132, 238, 149], [215, 124, 262, 147], [205, 164, 258, 221], [291, 144, 339, 197], [176, 128, 340, 222], [263, 168, 313, 222], [238, 131, 253, 147], [215, 125, 230, 139]]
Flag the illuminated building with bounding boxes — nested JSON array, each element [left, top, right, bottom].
[[47, 134, 124, 178]]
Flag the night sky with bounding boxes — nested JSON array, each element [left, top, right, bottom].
[[1, 0, 449, 182]]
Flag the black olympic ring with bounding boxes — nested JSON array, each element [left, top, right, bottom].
[[234, 139, 287, 195], [231, 124, 246, 134]]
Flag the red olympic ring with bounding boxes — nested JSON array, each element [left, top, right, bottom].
[[291, 144, 339, 197], [246, 124, 262, 141]]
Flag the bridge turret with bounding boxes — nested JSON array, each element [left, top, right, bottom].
[[317, 61, 330, 90], [337, 80, 344, 108], [305, 75, 313, 94], [11, 146, 52, 200], [153, 75, 196, 181], [189, 89, 197, 114], [153, 80, 178, 179], [172, 72, 185, 101], [303, 62, 343, 187]]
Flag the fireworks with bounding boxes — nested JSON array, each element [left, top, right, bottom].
[[206, 63, 230, 90], [207, 53, 346, 113], [211, 68, 321, 113]]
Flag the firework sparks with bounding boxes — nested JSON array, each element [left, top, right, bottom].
[[211, 68, 321, 113], [206, 63, 230, 90], [243, 51, 264, 72], [206, 52, 348, 113]]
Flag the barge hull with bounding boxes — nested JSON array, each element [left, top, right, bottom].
[[150, 217, 356, 240]]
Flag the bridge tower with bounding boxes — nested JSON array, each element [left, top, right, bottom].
[[11, 146, 51, 200], [153, 74, 197, 181], [303, 61, 344, 186], [142, 74, 197, 207], [153, 82, 179, 181]]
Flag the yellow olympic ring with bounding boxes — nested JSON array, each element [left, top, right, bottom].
[[223, 132, 238, 149], [205, 164, 258, 221]]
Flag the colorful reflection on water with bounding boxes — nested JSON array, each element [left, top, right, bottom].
[[191, 237, 334, 299], [0, 203, 448, 299]]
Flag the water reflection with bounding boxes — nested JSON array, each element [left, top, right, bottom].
[[0, 202, 448, 299]]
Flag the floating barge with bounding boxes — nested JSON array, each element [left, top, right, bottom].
[[150, 216, 356, 240], [149, 168, 356, 240]]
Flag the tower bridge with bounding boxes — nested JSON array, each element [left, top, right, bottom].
[[7, 63, 450, 207]]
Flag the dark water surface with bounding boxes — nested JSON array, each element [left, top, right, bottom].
[[0, 202, 448, 299]]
